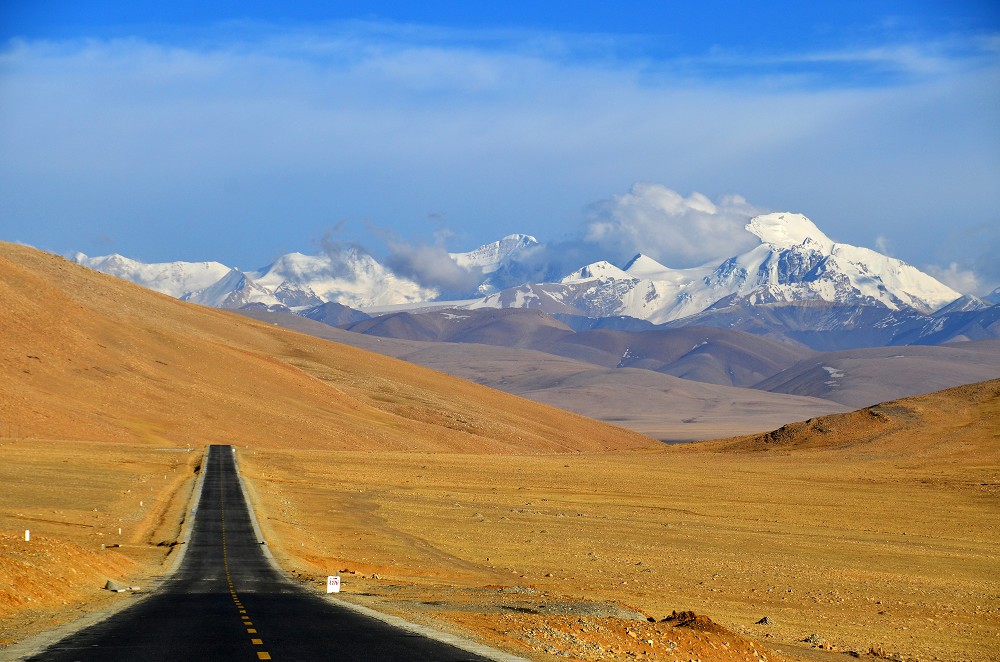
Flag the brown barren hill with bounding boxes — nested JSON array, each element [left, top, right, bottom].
[[704, 377, 1000, 460], [0, 242, 655, 454]]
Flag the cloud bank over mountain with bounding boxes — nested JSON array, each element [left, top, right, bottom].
[[584, 184, 763, 268], [385, 240, 484, 298]]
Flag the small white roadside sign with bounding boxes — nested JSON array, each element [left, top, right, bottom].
[[327, 575, 341, 593]]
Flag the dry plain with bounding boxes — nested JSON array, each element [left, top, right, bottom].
[[1, 243, 998, 661], [239, 382, 999, 662]]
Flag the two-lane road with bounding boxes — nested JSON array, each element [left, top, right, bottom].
[[29, 445, 500, 661]]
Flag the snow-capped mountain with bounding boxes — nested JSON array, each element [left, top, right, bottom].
[[72, 253, 231, 299], [180, 268, 280, 309], [470, 213, 960, 325], [450, 233, 537, 273], [185, 249, 436, 309], [933, 294, 993, 315], [72, 213, 967, 349], [245, 249, 435, 309], [74, 248, 436, 310], [449, 233, 540, 295]]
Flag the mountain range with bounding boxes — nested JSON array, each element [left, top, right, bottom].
[[74, 211, 999, 352]]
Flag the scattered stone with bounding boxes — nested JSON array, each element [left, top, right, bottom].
[[803, 633, 823, 644], [103, 579, 128, 592], [755, 616, 772, 625], [661, 610, 727, 634]]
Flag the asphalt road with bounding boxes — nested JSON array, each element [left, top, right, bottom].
[[29, 445, 495, 661]]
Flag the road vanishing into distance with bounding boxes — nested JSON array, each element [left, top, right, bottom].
[[28, 445, 498, 661]]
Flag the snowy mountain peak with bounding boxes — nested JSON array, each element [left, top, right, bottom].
[[451, 233, 539, 273], [503, 233, 538, 245], [74, 252, 131, 268], [72, 252, 232, 299], [251, 249, 436, 309], [933, 294, 992, 315], [258, 251, 343, 279], [563, 261, 632, 283], [746, 213, 834, 252], [623, 254, 672, 279], [183, 268, 272, 308]]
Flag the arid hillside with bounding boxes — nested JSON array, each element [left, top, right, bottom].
[[0, 242, 654, 454], [706, 377, 1000, 459]]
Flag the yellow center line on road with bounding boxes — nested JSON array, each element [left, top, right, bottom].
[[219, 454, 273, 660]]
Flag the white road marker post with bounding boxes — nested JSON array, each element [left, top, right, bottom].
[[24, 530, 29, 542], [326, 575, 341, 594]]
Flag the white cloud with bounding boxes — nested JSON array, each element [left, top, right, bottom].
[[583, 184, 762, 267], [316, 225, 373, 279], [924, 262, 981, 296], [383, 239, 482, 296]]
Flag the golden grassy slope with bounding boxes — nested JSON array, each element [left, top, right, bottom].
[[0, 242, 653, 453]]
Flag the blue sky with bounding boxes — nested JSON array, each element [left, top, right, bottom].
[[2, 1, 999, 293]]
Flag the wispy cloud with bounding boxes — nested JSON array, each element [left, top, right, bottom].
[[925, 262, 982, 296], [691, 37, 997, 80]]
